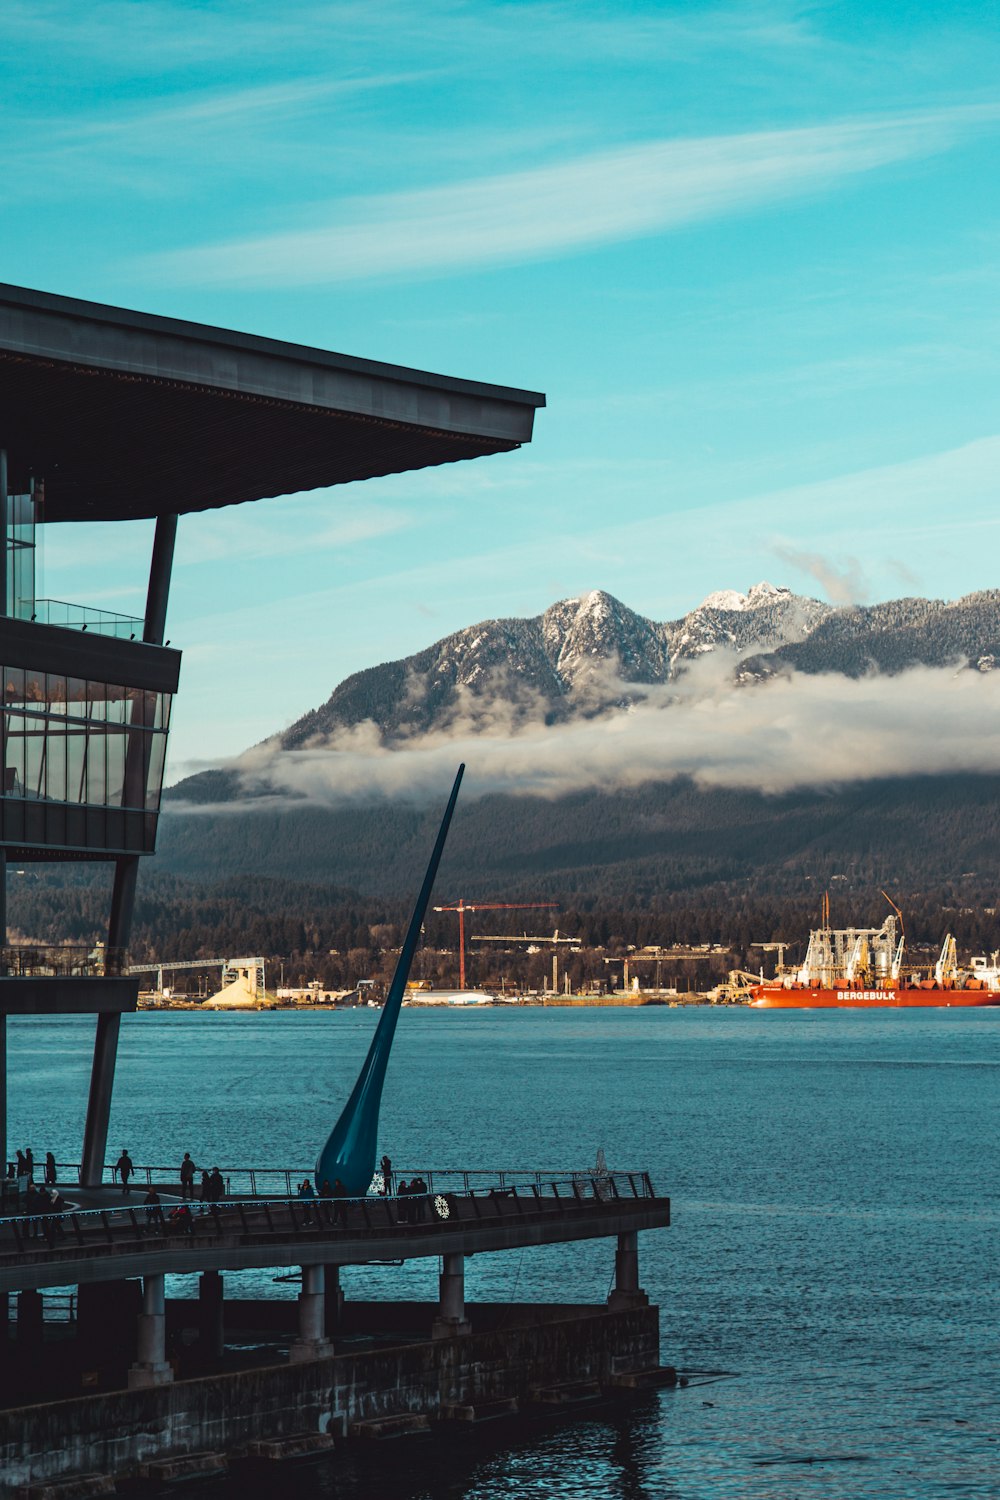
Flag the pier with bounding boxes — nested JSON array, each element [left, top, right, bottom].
[[0, 1168, 670, 1493]]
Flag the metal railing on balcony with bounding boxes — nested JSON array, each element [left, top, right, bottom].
[[0, 1171, 659, 1258], [37, 1163, 651, 1199], [25, 599, 145, 641], [0, 945, 128, 979]]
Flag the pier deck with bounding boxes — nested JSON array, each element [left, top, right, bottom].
[[0, 1171, 668, 1293]]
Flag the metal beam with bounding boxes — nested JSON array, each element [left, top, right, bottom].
[[80, 1013, 121, 1187], [143, 514, 176, 646], [81, 856, 139, 1184]]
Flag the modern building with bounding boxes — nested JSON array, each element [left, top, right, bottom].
[[0, 282, 544, 1183]]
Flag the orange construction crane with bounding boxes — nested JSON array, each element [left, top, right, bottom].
[[432, 900, 558, 989]]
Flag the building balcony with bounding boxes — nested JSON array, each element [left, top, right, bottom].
[[21, 599, 145, 642], [1, 616, 180, 858], [0, 947, 137, 1014], [1, 944, 127, 978]]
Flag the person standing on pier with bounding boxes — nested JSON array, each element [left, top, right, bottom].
[[25, 1148, 34, 1181], [142, 1186, 161, 1234], [116, 1149, 134, 1194], [44, 1152, 56, 1186], [180, 1152, 196, 1199], [380, 1153, 393, 1194]]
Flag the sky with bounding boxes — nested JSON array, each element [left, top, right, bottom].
[[4, 1, 1000, 779]]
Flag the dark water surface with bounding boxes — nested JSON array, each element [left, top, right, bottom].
[[10, 1007, 1000, 1497]]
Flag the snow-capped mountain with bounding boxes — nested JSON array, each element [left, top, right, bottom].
[[280, 583, 828, 751], [166, 581, 1000, 805]]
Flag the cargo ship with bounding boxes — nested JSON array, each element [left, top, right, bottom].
[[749, 898, 1000, 1008]]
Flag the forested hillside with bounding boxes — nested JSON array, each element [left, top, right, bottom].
[[155, 774, 1000, 901]]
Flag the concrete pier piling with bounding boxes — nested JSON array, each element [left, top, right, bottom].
[[128, 1274, 172, 1389], [433, 1252, 471, 1339], [198, 1270, 224, 1361], [608, 1230, 649, 1311], [289, 1264, 333, 1363]]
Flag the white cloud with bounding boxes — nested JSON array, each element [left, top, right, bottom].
[[142, 105, 1000, 286], [169, 658, 1000, 808]]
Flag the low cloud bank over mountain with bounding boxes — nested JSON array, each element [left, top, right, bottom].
[[167, 583, 1000, 809]]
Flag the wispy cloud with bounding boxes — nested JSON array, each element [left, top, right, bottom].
[[0, 2, 826, 74], [175, 499, 411, 568], [169, 657, 1000, 807], [141, 105, 1000, 286], [771, 545, 870, 605], [64, 74, 423, 144]]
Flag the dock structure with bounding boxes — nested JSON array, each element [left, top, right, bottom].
[[0, 1170, 671, 1492]]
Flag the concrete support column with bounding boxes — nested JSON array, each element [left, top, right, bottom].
[[323, 1264, 345, 1338], [432, 1252, 471, 1339], [129, 1274, 172, 1388], [16, 1289, 43, 1350], [289, 1264, 332, 1363], [198, 1270, 224, 1361], [608, 1230, 649, 1311]]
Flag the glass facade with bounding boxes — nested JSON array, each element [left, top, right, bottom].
[[7, 492, 36, 621], [1, 670, 171, 812]]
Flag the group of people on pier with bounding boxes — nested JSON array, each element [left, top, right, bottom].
[[4, 1152, 71, 1239], [3, 1143, 443, 1245], [178, 1154, 227, 1202], [4, 1148, 62, 1214]]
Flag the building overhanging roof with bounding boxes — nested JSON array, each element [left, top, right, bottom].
[[0, 284, 545, 524]]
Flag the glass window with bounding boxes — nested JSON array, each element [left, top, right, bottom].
[[146, 733, 167, 810], [46, 674, 68, 716], [106, 687, 128, 727], [1, 665, 172, 811], [67, 729, 87, 803], [66, 677, 88, 720], [44, 732, 66, 802], [106, 730, 126, 807], [3, 667, 24, 708], [85, 726, 106, 806], [3, 714, 25, 796], [24, 723, 45, 797]]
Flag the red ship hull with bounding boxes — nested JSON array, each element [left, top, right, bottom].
[[750, 986, 1000, 1009]]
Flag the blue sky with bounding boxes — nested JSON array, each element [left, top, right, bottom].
[[4, 1, 1000, 774]]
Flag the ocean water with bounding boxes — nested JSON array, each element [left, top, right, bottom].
[[8, 1007, 1000, 1498]]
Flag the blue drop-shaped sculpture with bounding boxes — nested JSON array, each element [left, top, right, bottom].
[[315, 765, 464, 1197]]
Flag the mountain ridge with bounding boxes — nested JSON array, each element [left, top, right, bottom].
[[166, 581, 1000, 806]]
